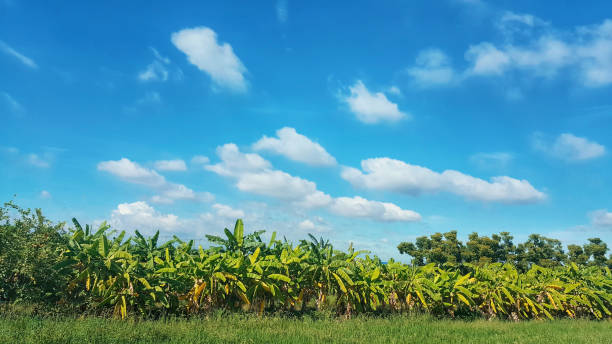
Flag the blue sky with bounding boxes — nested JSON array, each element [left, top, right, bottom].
[[2, 0, 612, 260]]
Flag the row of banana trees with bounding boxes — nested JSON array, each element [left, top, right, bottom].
[[55, 219, 612, 320]]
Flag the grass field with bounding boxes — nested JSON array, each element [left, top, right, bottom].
[[1, 315, 611, 344]]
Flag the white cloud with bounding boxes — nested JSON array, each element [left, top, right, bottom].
[[342, 80, 408, 124], [98, 158, 166, 187], [139, 61, 169, 82], [2, 148, 53, 168], [464, 17, 612, 86], [2, 92, 25, 114], [108, 201, 247, 237], [465, 42, 512, 76], [236, 169, 332, 206], [342, 157, 546, 203], [39, 190, 51, 199], [0, 41, 37, 68], [470, 152, 514, 169], [171, 27, 248, 92], [589, 209, 612, 227], [276, 0, 288, 23], [407, 49, 456, 86], [191, 155, 210, 165], [533, 133, 605, 162], [137, 91, 161, 105], [26, 153, 51, 168], [205, 143, 271, 177], [206, 144, 420, 221], [298, 219, 315, 230], [497, 11, 549, 38], [253, 127, 337, 166], [109, 201, 180, 235], [154, 159, 187, 171], [212, 203, 245, 219], [330, 196, 421, 222], [150, 47, 170, 64], [98, 158, 213, 204], [387, 86, 402, 95]]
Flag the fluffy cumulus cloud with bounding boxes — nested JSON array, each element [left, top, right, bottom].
[[253, 127, 337, 166], [206, 144, 420, 221], [98, 158, 213, 204], [342, 157, 546, 204], [171, 27, 248, 92], [205, 143, 271, 177], [0, 40, 37, 68], [39, 190, 51, 199], [589, 210, 612, 227], [342, 80, 408, 124], [109, 201, 181, 235], [108, 201, 247, 237], [533, 133, 605, 162], [298, 219, 315, 231], [154, 159, 187, 171], [330, 196, 421, 222], [407, 49, 456, 86]]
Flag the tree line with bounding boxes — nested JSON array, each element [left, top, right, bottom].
[[398, 231, 612, 270]]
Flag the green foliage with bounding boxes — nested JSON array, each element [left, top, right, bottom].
[[398, 232, 611, 271], [0, 202, 69, 304], [1, 203, 611, 321]]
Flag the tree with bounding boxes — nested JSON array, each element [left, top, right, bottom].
[[514, 234, 565, 270], [398, 231, 463, 266]]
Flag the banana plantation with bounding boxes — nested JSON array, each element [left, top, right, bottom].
[[42, 218, 612, 320], [1, 202, 611, 321]]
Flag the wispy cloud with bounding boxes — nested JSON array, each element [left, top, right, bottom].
[[407, 49, 457, 87], [589, 209, 612, 228], [154, 159, 187, 172], [276, 0, 288, 23], [407, 15, 612, 88], [533, 133, 605, 162], [138, 47, 171, 82], [2, 92, 25, 114], [0, 41, 37, 68], [470, 152, 514, 169]]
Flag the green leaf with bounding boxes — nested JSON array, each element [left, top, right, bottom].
[[234, 219, 244, 247], [332, 272, 347, 293], [269, 274, 291, 283]]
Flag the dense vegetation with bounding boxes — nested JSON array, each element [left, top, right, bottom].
[[1, 202, 611, 321], [397, 231, 612, 271], [2, 315, 612, 344]]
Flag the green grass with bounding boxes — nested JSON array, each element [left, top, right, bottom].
[[1, 315, 611, 344]]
